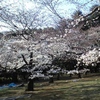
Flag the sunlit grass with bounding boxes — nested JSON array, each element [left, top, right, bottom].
[[0, 75, 100, 100]]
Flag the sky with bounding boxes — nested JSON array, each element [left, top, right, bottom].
[[0, 0, 100, 32]]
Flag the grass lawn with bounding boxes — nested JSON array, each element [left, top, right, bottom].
[[0, 75, 100, 100]]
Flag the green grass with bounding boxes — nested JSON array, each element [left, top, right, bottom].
[[0, 75, 100, 100]]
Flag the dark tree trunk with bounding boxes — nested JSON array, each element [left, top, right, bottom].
[[94, 66, 99, 73], [57, 73, 60, 80], [69, 74, 72, 78], [22, 72, 28, 82], [12, 72, 18, 83], [49, 77, 54, 83], [78, 73, 81, 78], [27, 79, 34, 91]]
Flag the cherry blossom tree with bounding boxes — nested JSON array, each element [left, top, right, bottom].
[[79, 48, 100, 72]]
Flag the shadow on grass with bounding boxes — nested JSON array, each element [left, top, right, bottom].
[[63, 84, 100, 100], [0, 89, 18, 97], [22, 83, 100, 100], [0, 75, 100, 100], [25, 89, 65, 100], [0, 87, 25, 97]]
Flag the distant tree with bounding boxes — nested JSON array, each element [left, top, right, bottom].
[[90, 4, 100, 11], [34, 0, 97, 35], [81, 5, 100, 30], [72, 10, 83, 19], [55, 19, 69, 35]]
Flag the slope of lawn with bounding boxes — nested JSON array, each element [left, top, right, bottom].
[[0, 75, 100, 100]]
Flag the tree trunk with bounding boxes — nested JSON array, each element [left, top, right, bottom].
[[49, 77, 54, 83], [78, 73, 81, 78], [69, 74, 72, 78], [57, 73, 60, 80], [12, 72, 18, 83], [27, 79, 34, 91]]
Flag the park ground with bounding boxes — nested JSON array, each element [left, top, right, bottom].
[[0, 73, 100, 100]]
